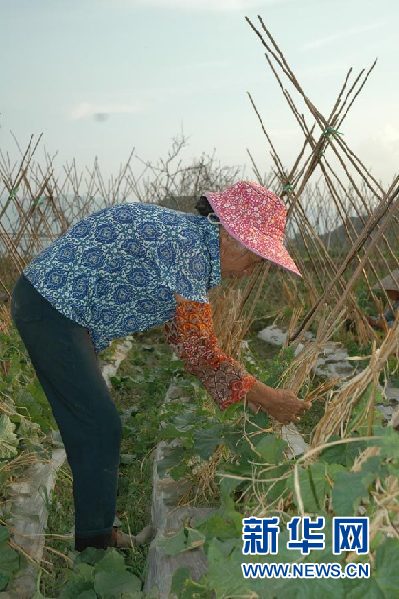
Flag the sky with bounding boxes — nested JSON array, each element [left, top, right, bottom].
[[1, 0, 398, 189]]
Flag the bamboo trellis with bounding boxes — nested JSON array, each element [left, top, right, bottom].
[[235, 16, 399, 355]]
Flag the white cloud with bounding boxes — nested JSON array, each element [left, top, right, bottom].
[[68, 76, 238, 121], [381, 123, 399, 144], [69, 101, 144, 121], [355, 121, 399, 183], [302, 21, 386, 51]]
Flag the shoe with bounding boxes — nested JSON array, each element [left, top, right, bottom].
[[110, 526, 135, 549], [133, 524, 155, 545], [110, 524, 155, 549]]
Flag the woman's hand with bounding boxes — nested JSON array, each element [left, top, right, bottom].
[[246, 380, 311, 425]]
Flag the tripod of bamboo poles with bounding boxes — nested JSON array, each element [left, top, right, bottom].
[[247, 17, 399, 332], [200, 17, 399, 364], [209, 17, 399, 439], [243, 16, 399, 348]]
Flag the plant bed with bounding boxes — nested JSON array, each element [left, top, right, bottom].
[[0, 327, 62, 598], [36, 326, 183, 598], [142, 342, 399, 597]]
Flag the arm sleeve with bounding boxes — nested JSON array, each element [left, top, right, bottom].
[[163, 298, 257, 410]]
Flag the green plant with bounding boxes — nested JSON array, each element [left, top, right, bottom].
[[0, 525, 20, 592], [158, 377, 399, 597], [58, 547, 142, 598]]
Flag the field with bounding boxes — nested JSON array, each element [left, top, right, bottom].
[[1, 17, 399, 599]]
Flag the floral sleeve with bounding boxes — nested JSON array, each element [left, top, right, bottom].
[[163, 298, 257, 410]]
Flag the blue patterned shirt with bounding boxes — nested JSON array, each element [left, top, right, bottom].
[[23, 202, 222, 353]]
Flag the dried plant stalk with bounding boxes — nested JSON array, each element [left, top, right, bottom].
[[311, 318, 399, 447]]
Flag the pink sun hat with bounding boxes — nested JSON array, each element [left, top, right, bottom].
[[202, 180, 302, 277]]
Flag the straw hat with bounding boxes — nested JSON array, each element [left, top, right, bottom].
[[201, 180, 302, 277], [372, 269, 399, 292]]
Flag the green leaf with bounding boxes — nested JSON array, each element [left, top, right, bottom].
[[94, 569, 141, 597], [170, 567, 211, 598], [205, 538, 255, 597], [157, 527, 205, 556], [221, 426, 242, 450], [219, 475, 242, 505], [173, 411, 201, 432], [158, 423, 182, 440], [375, 427, 399, 460], [225, 434, 255, 464], [193, 424, 223, 459], [16, 417, 41, 448], [332, 470, 371, 516], [0, 573, 10, 592], [0, 538, 20, 582], [278, 574, 346, 598], [288, 463, 328, 513], [170, 567, 191, 594], [157, 446, 187, 478], [254, 434, 287, 463], [76, 591, 97, 599], [259, 463, 290, 505], [59, 563, 95, 599], [325, 463, 346, 481], [120, 453, 137, 464], [94, 549, 126, 573], [246, 408, 270, 430], [218, 400, 245, 420], [0, 525, 10, 544], [74, 547, 107, 566], [370, 537, 399, 594], [0, 414, 18, 459], [195, 512, 237, 542], [205, 535, 298, 596], [360, 455, 384, 480], [169, 462, 190, 480], [344, 577, 381, 598], [319, 436, 367, 467], [344, 538, 399, 597], [59, 579, 93, 599]]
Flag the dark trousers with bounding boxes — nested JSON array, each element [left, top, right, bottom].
[[10, 273, 122, 551]]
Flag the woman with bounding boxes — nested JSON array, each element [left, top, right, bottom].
[[10, 180, 310, 552]]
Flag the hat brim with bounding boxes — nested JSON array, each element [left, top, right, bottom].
[[208, 205, 302, 277]]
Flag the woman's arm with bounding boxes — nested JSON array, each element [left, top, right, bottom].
[[163, 293, 257, 410], [164, 293, 311, 423]]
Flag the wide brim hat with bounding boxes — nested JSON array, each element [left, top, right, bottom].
[[372, 269, 399, 293], [202, 180, 302, 277]]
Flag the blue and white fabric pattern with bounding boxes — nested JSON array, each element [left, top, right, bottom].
[[23, 202, 222, 353]]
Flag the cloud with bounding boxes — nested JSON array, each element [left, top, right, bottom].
[[355, 121, 399, 183], [107, 0, 287, 12], [69, 101, 144, 121], [381, 123, 399, 144], [68, 75, 238, 121], [302, 21, 386, 51]]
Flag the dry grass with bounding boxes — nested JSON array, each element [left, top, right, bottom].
[[311, 317, 399, 447]]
